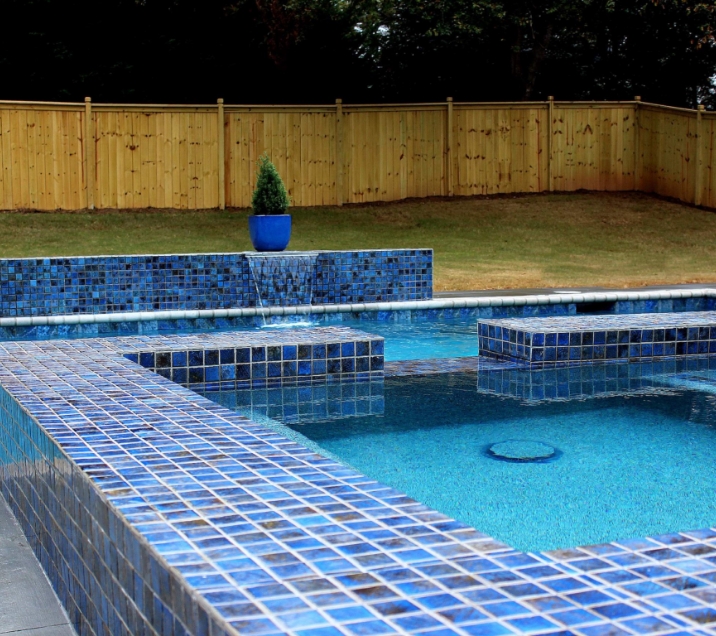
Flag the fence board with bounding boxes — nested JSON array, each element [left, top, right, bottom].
[[551, 105, 636, 191], [699, 115, 716, 209], [639, 106, 697, 203], [454, 106, 546, 195]]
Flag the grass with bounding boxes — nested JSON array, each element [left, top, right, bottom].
[[1, 192, 715, 291]]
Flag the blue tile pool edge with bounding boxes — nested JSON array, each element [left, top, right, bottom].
[[0, 381, 239, 636], [3, 335, 716, 634]]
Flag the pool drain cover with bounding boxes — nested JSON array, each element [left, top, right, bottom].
[[485, 440, 561, 463]]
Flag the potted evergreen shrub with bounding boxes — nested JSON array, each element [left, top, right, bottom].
[[249, 154, 292, 251]]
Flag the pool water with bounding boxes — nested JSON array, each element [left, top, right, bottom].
[[335, 319, 477, 360], [205, 368, 716, 552]]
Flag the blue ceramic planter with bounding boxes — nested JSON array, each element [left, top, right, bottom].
[[248, 214, 292, 252]]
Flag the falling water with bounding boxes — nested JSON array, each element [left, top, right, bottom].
[[245, 252, 319, 328]]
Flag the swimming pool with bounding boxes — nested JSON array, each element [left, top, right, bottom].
[[3, 256, 716, 636], [202, 360, 716, 553]]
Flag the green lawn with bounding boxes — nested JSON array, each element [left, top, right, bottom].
[[2, 192, 715, 291]]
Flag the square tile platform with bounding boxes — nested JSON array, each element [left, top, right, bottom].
[[479, 311, 716, 366]]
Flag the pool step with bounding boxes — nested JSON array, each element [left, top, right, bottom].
[[478, 311, 716, 365], [123, 327, 385, 390]]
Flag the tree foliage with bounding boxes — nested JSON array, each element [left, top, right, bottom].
[[251, 154, 291, 215], [1, 0, 714, 107]]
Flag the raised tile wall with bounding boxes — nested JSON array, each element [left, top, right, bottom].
[[126, 329, 385, 390], [479, 311, 716, 366], [0, 249, 433, 318], [0, 383, 234, 636]]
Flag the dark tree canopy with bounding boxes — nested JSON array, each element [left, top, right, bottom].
[[2, 0, 714, 108]]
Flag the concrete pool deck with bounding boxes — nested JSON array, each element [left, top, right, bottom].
[[0, 496, 76, 636]]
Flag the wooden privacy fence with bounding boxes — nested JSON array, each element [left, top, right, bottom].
[[0, 97, 714, 211]]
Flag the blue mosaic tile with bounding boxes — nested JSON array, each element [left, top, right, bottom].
[[0, 249, 432, 318], [125, 327, 384, 390]]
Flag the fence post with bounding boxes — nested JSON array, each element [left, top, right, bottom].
[[633, 96, 641, 190], [84, 97, 95, 210], [217, 99, 226, 210], [446, 97, 454, 196], [695, 104, 705, 207], [335, 99, 344, 206], [547, 96, 554, 192]]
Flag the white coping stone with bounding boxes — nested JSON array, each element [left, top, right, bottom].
[[0, 288, 715, 328]]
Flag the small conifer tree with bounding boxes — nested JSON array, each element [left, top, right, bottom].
[[251, 154, 290, 215]]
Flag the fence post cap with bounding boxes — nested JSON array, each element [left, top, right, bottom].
[[698, 104, 706, 111], [84, 97, 91, 103], [634, 96, 641, 102], [217, 98, 224, 104], [548, 96, 554, 101], [447, 97, 453, 102], [335, 98, 342, 104]]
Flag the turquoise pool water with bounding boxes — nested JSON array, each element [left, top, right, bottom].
[[335, 319, 477, 360], [257, 318, 478, 360], [205, 369, 716, 552]]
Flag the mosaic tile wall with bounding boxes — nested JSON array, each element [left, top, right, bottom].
[[124, 327, 384, 391], [204, 380, 385, 425], [4, 336, 716, 634], [313, 251, 433, 305], [0, 249, 433, 318], [479, 311, 716, 366], [0, 382, 235, 636]]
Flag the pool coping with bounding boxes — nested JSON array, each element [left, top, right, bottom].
[[1, 287, 715, 328]]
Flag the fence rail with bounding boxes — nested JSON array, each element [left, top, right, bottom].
[[0, 97, 714, 211]]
